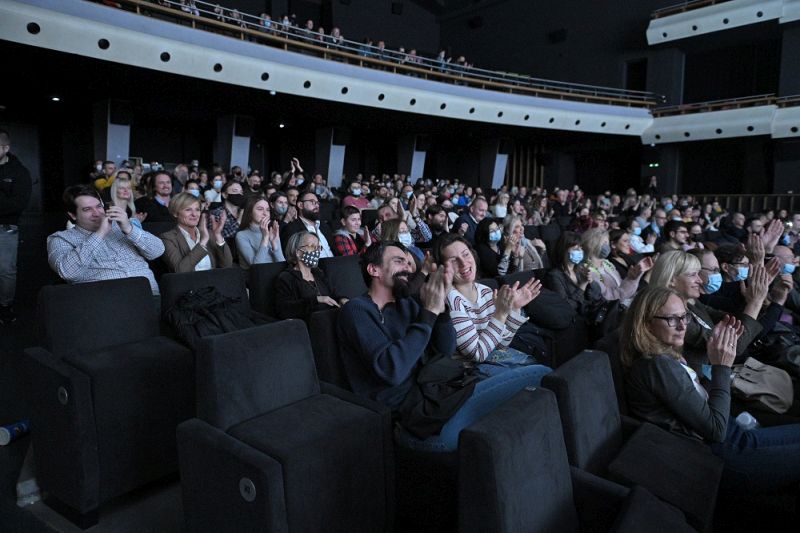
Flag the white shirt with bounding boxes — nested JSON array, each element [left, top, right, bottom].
[[179, 226, 212, 271], [302, 218, 334, 258]]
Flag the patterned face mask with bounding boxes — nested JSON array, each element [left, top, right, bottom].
[[301, 249, 321, 268]]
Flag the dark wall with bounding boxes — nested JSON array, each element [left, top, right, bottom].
[[679, 138, 772, 194], [330, 0, 440, 54], [439, 0, 673, 88]]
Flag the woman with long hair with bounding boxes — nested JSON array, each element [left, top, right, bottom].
[[235, 195, 284, 268]]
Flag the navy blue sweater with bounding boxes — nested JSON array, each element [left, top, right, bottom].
[[337, 295, 456, 409]]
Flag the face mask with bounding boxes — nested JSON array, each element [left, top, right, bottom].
[[632, 227, 642, 236], [213, 180, 223, 190], [315, 186, 325, 195], [275, 204, 288, 216], [404, 191, 413, 199], [733, 266, 749, 282], [704, 272, 723, 294], [664, 203, 673, 211], [672, 217, 683, 222], [692, 233, 704, 242], [782, 234, 791, 245], [300, 250, 320, 268], [96, 164, 102, 172], [569, 249, 584, 264], [782, 263, 796, 275], [351, 189, 362, 197], [489, 229, 502, 243], [448, 187, 456, 194], [296, 178, 304, 186], [494, 206, 507, 219], [599, 244, 611, 259], [188, 189, 200, 198], [226, 194, 246, 208], [398, 232, 414, 247]]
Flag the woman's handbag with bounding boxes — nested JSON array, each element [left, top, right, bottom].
[[731, 357, 794, 414]]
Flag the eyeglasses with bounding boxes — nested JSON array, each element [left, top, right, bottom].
[[300, 198, 319, 205], [653, 314, 689, 328], [300, 245, 323, 252], [700, 267, 721, 274]]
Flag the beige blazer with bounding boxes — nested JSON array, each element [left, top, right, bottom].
[[160, 226, 233, 273]]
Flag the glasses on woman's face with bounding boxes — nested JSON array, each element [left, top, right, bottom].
[[300, 244, 322, 252], [701, 266, 721, 274], [653, 313, 689, 328]]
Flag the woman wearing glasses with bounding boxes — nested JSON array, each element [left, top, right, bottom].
[[274, 231, 346, 322], [622, 287, 800, 493], [646, 250, 765, 373]]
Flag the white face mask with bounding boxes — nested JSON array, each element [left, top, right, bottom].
[[398, 232, 414, 247]]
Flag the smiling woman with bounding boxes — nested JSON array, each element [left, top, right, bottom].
[[159, 192, 233, 273]]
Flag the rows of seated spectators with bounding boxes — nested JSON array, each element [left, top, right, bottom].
[[32, 153, 800, 529]]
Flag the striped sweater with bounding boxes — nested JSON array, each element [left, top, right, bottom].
[[447, 283, 528, 363]]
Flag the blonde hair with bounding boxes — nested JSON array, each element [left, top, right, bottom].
[[620, 287, 685, 367], [581, 227, 608, 260], [502, 213, 523, 236], [168, 192, 201, 218], [110, 177, 137, 215], [649, 250, 701, 290]]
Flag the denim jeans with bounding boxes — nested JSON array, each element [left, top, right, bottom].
[[0, 227, 19, 306], [711, 416, 800, 493], [396, 363, 552, 452]]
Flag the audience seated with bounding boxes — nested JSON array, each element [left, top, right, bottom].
[[47, 185, 164, 294], [473, 217, 511, 278], [280, 191, 335, 258], [108, 172, 144, 229], [333, 205, 371, 256], [275, 231, 346, 322], [208, 180, 244, 241], [503, 213, 548, 271], [582, 227, 651, 308], [235, 195, 284, 268], [622, 286, 800, 494], [135, 170, 174, 223], [451, 196, 488, 244], [545, 231, 604, 320], [160, 192, 233, 273]]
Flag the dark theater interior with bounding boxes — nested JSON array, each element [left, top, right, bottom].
[[2, 0, 800, 531]]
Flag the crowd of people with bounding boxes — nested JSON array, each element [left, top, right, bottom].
[[29, 149, 800, 494], [142, 0, 475, 76]]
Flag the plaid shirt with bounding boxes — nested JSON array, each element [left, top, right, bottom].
[[208, 206, 241, 240], [47, 223, 165, 294], [333, 231, 368, 256]]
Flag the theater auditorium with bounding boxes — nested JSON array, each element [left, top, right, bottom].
[[1, 0, 800, 531]]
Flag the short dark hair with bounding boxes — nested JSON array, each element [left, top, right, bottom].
[[664, 220, 686, 238], [63, 185, 102, 215], [474, 217, 496, 247], [431, 233, 474, 265], [0, 129, 10, 145], [714, 244, 746, 266], [269, 191, 287, 204], [341, 205, 360, 220], [426, 204, 444, 218], [360, 241, 406, 286]]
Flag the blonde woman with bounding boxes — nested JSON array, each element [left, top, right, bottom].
[[502, 214, 547, 271], [160, 192, 233, 273], [581, 227, 651, 307], [109, 173, 145, 228]]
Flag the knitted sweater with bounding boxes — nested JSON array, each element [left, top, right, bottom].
[[447, 283, 528, 363]]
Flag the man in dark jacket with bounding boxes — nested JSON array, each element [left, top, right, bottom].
[[0, 129, 32, 324], [280, 191, 335, 258]]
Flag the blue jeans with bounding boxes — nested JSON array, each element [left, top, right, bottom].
[[0, 227, 19, 306], [711, 416, 800, 493], [397, 363, 552, 452]]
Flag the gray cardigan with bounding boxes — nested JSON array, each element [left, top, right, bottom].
[[626, 354, 731, 443], [235, 225, 285, 269]]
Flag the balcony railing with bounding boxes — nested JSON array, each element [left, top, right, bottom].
[[652, 0, 734, 19], [652, 94, 777, 117], [690, 194, 800, 213], [91, 0, 663, 108]]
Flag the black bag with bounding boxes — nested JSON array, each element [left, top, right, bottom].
[[751, 322, 800, 378], [398, 352, 479, 440], [166, 286, 272, 350]]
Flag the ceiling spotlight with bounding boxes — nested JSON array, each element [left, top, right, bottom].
[[51, 96, 61, 102], [269, 90, 277, 96], [278, 123, 285, 128]]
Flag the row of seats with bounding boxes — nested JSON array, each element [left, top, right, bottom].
[[23, 269, 720, 531]]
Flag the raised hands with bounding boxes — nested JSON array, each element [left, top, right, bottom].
[[707, 315, 744, 367], [511, 277, 542, 311], [211, 210, 227, 242], [493, 278, 542, 322], [420, 260, 453, 315], [745, 233, 765, 265], [761, 219, 784, 254], [628, 256, 654, 279]]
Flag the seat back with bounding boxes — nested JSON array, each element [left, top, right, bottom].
[[476, 278, 498, 291], [38, 277, 158, 356], [541, 350, 623, 475], [459, 389, 579, 533], [309, 308, 351, 390], [196, 320, 320, 430], [248, 261, 288, 318], [496, 269, 536, 288], [160, 268, 248, 319], [540, 222, 563, 245], [141, 221, 177, 236], [361, 209, 378, 231], [320, 255, 367, 299], [593, 330, 627, 415], [523, 225, 541, 240]]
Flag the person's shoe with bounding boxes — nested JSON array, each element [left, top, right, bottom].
[[0, 305, 17, 325]]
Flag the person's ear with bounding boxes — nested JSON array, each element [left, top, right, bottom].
[[67, 212, 77, 221], [366, 263, 381, 278]]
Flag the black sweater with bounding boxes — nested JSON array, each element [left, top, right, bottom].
[[0, 154, 32, 225]]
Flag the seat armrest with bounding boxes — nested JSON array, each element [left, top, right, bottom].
[[177, 418, 289, 533], [23, 347, 100, 514], [320, 382, 390, 416], [612, 485, 694, 533], [571, 466, 629, 533], [620, 415, 641, 439]]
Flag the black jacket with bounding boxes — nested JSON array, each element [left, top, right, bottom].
[[280, 218, 335, 257], [0, 153, 32, 225], [274, 267, 341, 322], [135, 197, 173, 223]]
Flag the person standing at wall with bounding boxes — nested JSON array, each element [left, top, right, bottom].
[[0, 129, 32, 324]]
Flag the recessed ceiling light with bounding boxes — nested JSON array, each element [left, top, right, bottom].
[[279, 123, 285, 128], [269, 90, 277, 96], [51, 96, 61, 102]]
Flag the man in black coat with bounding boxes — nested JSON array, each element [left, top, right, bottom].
[[280, 191, 335, 258], [0, 129, 32, 324]]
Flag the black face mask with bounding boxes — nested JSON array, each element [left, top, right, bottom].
[[226, 193, 247, 208], [692, 233, 705, 243]]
